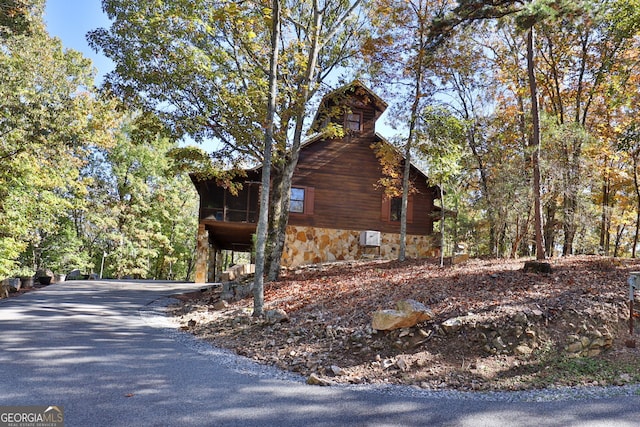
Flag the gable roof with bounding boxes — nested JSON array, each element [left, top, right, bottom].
[[311, 80, 388, 132], [305, 81, 432, 183]]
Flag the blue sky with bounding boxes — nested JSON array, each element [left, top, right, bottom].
[[44, 0, 114, 84], [43, 0, 208, 148]]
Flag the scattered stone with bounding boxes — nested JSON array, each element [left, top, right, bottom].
[[618, 373, 632, 384], [531, 309, 543, 318], [307, 373, 332, 386], [514, 345, 533, 356], [187, 319, 196, 328], [371, 309, 412, 331], [523, 261, 552, 274], [396, 358, 408, 371], [398, 328, 411, 338], [265, 309, 289, 324], [213, 300, 229, 310], [0, 282, 9, 299], [565, 341, 583, 354], [4, 278, 20, 292], [441, 317, 463, 335], [330, 365, 344, 376], [382, 359, 396, 369]]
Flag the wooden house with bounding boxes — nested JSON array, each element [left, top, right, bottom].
[[191, 81, 441, 282]]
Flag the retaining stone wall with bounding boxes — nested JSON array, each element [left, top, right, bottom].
[[281, 226, 440, 268]]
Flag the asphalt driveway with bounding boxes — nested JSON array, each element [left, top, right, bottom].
[[0, 280, 638, 426]]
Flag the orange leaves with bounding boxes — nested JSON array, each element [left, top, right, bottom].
[[263, 256, 638, 331]]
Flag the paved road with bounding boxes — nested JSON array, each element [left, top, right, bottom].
[[1, 280, 639, 427]]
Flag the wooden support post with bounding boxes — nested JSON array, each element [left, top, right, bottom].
[[208, 247, 217, 283], [195, 224, 209, 284]]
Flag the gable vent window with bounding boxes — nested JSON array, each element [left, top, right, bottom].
[[346, 112, 362, 132]]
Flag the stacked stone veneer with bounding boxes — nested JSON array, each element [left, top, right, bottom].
[[281, 226, 440, 267]]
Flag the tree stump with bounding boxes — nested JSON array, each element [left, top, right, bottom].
[[523, 261, 552, 274]]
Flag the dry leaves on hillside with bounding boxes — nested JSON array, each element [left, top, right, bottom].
[[172, 256, 640, 391]]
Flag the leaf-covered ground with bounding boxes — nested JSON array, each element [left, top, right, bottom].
[[171, 256, 640, 391]]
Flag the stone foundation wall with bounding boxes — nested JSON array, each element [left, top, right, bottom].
[[281, 226, 440, 268]]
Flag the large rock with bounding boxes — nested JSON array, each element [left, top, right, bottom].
[[371, 299, 434, 331], [265, 308, 289, 324]]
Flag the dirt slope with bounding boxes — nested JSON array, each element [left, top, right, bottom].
[[171, 256, 640, 391]]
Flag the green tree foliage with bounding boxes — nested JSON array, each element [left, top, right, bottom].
[[0, 6, 116, 277], [0, 0, 38, 38], [89, 0, 368, 291], [416, 106, 467, 265], [83, 117, 199, 280], [88, 0, 270, 166], [1, 6, 199, 281]]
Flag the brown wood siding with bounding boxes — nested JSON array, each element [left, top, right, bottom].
[[289, 131, 435, 236], [193, 86, 436, 239]]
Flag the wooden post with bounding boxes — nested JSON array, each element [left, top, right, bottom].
[[208, 247, 217, 283], [195, 224, 209, 284]]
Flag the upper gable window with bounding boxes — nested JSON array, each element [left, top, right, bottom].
[[345, 112, 362, 132]]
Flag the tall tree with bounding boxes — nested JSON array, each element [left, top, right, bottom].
[[0, 4, 116, 277], [0, 0, 36, 37], [364, 0, 451, 261], [85, 117, 198, 280], [253, 0, 280, 316], [90, 0, 367, 287], [263, 0, 365, 279], [416, 106, 466, 266]]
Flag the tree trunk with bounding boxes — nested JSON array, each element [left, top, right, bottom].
[[600, 162, 610, 255], [399, 135, 412, 262], [265, 0, 332, 280], [252, 0, 280, 317], [544, 199, 556, 256], [561, 130, 582, 256], [265, 161, 294, 281], [526, 27, 546, 260], [399, 0, 428, 262], [633, 155, 640, 258], [614, 224, 626, 258], [439, 184, 445, 267], [466, 124, 497, 257]]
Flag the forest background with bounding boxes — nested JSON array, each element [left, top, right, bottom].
[[1, 0, 639, 282]]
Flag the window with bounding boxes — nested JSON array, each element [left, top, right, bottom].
[[289, 186, 315, 215], [290, 188, 305, 213], [381, 195, 413, 223], [345, 112, 362, 132], [390, 197, 402, 222]]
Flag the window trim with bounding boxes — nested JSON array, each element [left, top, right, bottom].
[[381, 195, 413, 223], [345, 111, 363, 132], [290, 187, 305, 213], [289, 186, 315, 216]]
